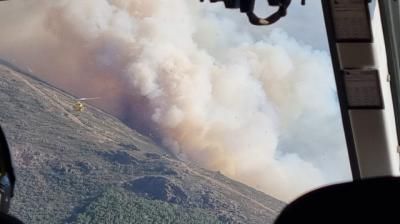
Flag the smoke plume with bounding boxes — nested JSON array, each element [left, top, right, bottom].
[[0, 0, 351, 201]]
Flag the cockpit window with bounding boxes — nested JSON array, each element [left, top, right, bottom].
[[0, 1, 351, 223]]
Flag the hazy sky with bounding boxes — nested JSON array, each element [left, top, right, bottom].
[[205, 1, 329, 50]]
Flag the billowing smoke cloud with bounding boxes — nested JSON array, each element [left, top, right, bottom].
[[0, 0, 351, 201]]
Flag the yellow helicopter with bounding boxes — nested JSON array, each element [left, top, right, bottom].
[[72, 97, 100, 112]]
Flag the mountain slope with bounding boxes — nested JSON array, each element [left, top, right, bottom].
[[0, 62, 285, 224]]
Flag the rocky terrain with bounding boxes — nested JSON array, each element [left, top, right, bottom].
[[0, 61, 285, 224]]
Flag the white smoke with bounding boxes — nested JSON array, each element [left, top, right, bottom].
[[0, 0, 351, 201]]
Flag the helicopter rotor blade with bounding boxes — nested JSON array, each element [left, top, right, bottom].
[[77, 97, 101, 101]]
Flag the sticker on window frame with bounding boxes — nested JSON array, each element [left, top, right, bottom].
[[329, 0, 373, 42], [343, 69, 383, 109]]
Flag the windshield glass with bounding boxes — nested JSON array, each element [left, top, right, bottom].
[[0, 1, 351, 223], [380, 0, 400, 143]]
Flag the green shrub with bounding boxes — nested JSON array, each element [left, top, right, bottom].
[[75, 188, 222, 224]]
